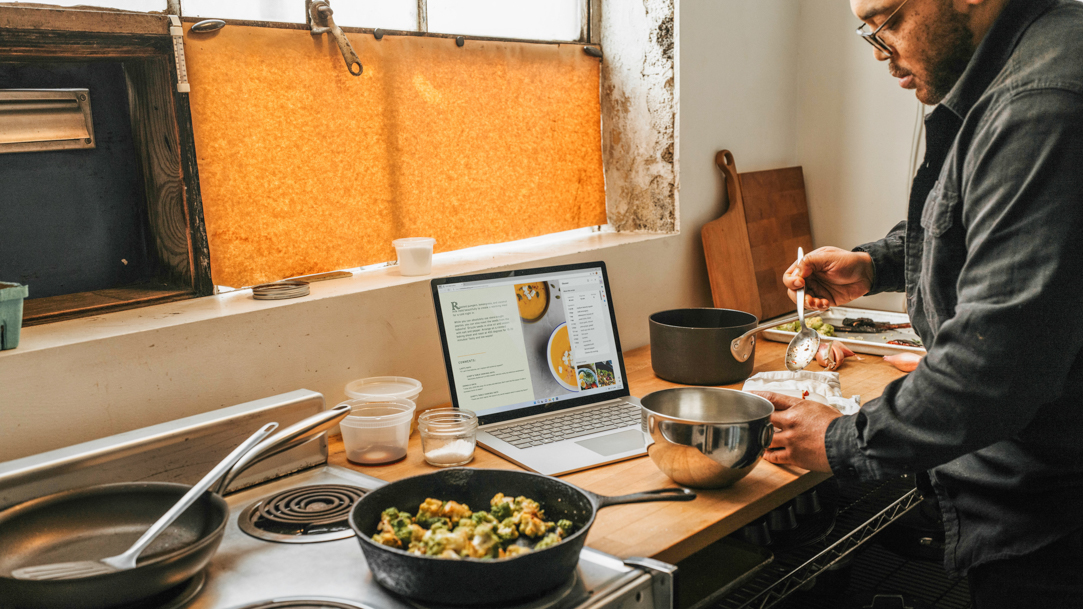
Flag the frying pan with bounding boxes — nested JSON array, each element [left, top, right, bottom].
[[0, 403, 350, 609], [349, 468, 696, 606]]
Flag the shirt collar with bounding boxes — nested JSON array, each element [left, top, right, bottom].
[[940, 0, 1060, 118]]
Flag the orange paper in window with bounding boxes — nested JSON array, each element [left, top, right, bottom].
[[183, 25, 606, 287]]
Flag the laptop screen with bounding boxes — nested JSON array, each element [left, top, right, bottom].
[[431, 261, 630, 425]]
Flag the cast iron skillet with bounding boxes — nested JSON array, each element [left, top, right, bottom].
[[0, 403, 350, 609], [349, 468, 696, 606]]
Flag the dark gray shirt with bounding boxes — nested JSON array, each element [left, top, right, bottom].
[[825, 0, 1083, 576]]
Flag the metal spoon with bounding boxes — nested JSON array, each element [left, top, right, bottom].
[[786, 247, 820, 371], [11, 422, 278, 581]]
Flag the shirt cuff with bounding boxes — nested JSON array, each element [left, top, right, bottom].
[[825, 413, 883, 481], [852, 242, 900, 295]]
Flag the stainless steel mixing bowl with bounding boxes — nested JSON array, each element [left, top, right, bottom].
[[641, 387, 774, 489]]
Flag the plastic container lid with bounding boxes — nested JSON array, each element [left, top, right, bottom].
[[345, 376, 422, 401]]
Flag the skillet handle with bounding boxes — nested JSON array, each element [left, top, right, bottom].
[[595, 487, 696, 509]]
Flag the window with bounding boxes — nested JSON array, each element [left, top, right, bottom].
[[1, 0, 605, 321], [180, 0, 586, 42]]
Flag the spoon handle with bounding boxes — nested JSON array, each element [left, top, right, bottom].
[[796, 247, 805, 324]]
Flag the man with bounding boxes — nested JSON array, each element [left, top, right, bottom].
[[755, 0, 1083, 606]]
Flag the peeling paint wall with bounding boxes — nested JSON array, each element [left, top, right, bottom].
[[601, 0, 679, 233]]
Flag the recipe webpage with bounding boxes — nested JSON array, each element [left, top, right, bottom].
[[437, 268, 625, 416]]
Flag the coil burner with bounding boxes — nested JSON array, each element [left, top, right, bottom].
[[239, 484, 366, 543]]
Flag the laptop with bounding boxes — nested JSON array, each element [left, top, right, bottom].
[[430, 261, 647, 476]]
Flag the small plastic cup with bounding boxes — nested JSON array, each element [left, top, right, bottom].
[[345, 376, 423, 434], [418, 409, 478, 467], [339, 398, 415, 465], [393, 238, 436, 276]]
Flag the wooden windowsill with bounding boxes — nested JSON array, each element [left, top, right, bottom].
[[0, 229, 674, 358], [22, 282, 196, 327]]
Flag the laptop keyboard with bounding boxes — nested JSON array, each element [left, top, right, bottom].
[[488, 402, 642, 450]]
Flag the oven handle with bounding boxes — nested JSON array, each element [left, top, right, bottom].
[[215, 403, 352, 495]]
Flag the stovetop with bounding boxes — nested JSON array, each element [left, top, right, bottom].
[[182, 465, 664, 609], [0, 390, 672, 609]]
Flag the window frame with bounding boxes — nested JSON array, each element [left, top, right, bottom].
[[0, 0, 611, 325], [0, 5, 215, 325]]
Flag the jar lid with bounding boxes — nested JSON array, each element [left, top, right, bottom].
[[345, 376, 422, 401]]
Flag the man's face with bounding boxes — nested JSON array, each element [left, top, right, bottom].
[[851, 0, 976, 104]]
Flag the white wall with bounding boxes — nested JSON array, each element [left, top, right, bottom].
[[0, 0, 917, 461], [795, 1, 919, 312]]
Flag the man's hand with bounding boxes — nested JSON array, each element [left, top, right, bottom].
[[751, 391, 840, 473], [785, 247, 875, 310]]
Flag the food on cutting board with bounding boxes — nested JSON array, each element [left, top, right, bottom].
[[775, 316, 836, 337], [887, 338, 923, 347], [372, 494, 575, 559], [837, 317, 912, 333], [884, 352, 924, 372], [549, 325, 577, 387], [514, 282, 549, 321]]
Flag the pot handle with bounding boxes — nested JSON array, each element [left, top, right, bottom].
[[594, 487, 696, 509], [730, 310, 826, 363]]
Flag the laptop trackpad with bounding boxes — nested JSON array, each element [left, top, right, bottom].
[[575, 429, 645, 456]]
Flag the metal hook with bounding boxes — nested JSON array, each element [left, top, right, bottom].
[[306, 0, 363, 77]]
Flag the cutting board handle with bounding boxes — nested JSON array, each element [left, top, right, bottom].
[[715, 150, 739, 216]]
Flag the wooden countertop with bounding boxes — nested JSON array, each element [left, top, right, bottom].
[[329, 340, 906, 564]]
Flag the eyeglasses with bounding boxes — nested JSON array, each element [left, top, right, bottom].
[[856, 0, 911, 56]]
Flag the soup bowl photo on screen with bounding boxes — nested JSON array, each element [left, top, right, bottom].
[[547, 323, 579, 391], [641, 387, 774, 489]]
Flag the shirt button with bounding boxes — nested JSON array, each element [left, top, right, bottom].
[[845, 466, 858, 477]]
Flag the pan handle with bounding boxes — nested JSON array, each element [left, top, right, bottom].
[[594, 487, 696, 509], [730, 310, 827, 363], [214, 403, 352, 495]]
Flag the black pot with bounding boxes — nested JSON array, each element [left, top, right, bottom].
[[349, 468, 695, 606], [649, 308, 758, 385]]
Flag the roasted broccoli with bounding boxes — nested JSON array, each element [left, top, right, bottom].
[[534, 532, 563, 550], [374, 494, 575, 560]]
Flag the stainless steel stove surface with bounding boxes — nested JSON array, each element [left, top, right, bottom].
[[0, 391, 673, 609], [187, 464, 668, 609]]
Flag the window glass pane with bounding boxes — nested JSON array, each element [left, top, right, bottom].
[[2, 0, 165, 10], [428, 0, 583, 41], [332, 1, 418, 30], [181, 0, 417, 29], [182, 0, 301, 22]]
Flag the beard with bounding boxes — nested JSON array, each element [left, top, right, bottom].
[[898, 6, 976, 105]]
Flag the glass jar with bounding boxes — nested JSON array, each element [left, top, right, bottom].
[[417, 409, 478, 467]]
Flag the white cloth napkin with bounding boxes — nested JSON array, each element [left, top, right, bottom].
[[742, 370, 862, 415]]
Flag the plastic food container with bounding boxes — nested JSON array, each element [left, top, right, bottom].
[[345, 376, 423, 434], [393, 237, 436, 276], [339, 398, 415, 465], [418, 409, 478, 467]]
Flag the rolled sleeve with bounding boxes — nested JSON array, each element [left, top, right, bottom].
[[826, 413, 885, 481], [854, 220, 907, 295]]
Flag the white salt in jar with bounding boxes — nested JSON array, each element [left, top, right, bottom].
[[417, 409, 478, 467]]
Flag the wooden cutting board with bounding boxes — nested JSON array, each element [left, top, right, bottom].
[[702, 151, 813, 321]]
